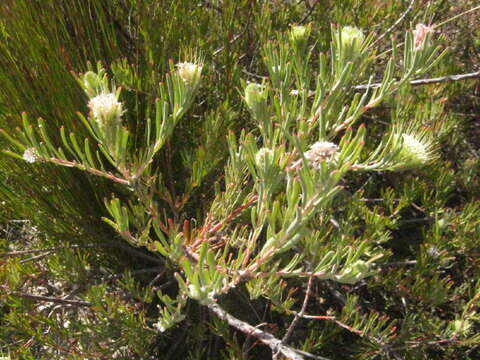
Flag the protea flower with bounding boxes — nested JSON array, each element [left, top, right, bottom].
[[255, 147, 274, 171], [304, 141, 339, 169], [290, 141, 339, 170], [392, 132, 437, 170], [340, 26, 365, 55], [88, 92, 123, 125], [176, 62, 202, 86], [289, 25, 310, 50]]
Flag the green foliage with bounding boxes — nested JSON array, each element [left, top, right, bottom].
[[1, 1, 480, 359]]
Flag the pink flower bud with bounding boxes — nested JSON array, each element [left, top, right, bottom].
[[413, 23, 434, 50]]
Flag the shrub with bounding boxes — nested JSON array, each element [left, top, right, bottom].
[[1, 1, 479, 359]]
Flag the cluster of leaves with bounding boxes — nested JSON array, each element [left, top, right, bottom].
[[0, 1, 479, 359]]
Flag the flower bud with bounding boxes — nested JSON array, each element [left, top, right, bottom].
[[81, 69, 108, 98], [245, 83, 266, 106], [289, 25, 310, 50], [176, 62, 202, 86], [244, 83, 268, 121], [187, 284, 213, 305], [340, 26, 365, 55], [88, 92, 124, 126], [188, 284, 202, 301], [413, 23, 434, 50], [255, 147, 274, 172], [83, 71, 101, 93]]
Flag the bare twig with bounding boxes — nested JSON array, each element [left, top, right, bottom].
[[1, 243, 111, 257], [242, 322, 268, 358], [46, 157, 130, 185], [213, 27, 249, 56], [372, 260, 417, 268], [299, 0, 319, 25], [397, 217, 433, 225], [9, 291, 92, 307], [2, 241, 164, 265], [301, 314, 363, 336], [206, 195, 258, 235], [148, 267, 168, 286], [434, 4, 480, 29], [354, 71, 480, 90], [371, 0, 415, 46], [281, 276, 313, 345], [20, 252, 53, 263], [105, 266, 165, 280], [208, 302, 331, 360]]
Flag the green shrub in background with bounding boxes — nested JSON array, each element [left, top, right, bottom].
[[0, 1, 479, 359]]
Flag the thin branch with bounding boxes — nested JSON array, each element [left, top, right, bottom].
[[105, 266, 165, 280], [434, 4, 480, 29], [354, 71, 480, 90], [299, 0, 319, 25], [301, 314, 363, 336], [20, 253, 53, 263], [208, 302, 331, 360], [213, 27, 248, 56], [398, 217, 433, 225], [115, 239, 165, 265], [371, 0, 415, 46], [148, 267, 168, 287], [9, 291, 92, 307], [206, 195, 258, 234], [1, 243, 112, 257], [47, 157, 130, 185], [1, 241, 164, 265], [281, 276, 313, 344], [372, 260, 417, 268]]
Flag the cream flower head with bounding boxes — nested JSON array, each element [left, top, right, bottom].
[[391, 132, 437, 170], [304, 141, 339, 169], [176, 62, 202, 85], [88, 92, 123, 124]]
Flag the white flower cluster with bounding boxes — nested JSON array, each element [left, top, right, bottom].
[[176, 62, 202, 84], [255, 147, 274, 166], [401, 134, 429, 164], [22, 147, 39, 163], [88, 93, 123, 123], [304, 141, 339, 169]]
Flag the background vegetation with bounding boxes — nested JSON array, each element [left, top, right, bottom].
[[0, 1, 479, 359]]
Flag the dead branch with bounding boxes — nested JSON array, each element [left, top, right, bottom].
[[354, 71, 480, 90], [9, 291, 92, 307], [372, 0, 415, 46], [208, 302, 331, 360], [281, 276, 314, 345], [1, 243, 111, 257]]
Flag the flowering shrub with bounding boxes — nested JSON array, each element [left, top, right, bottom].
[[1, 1, 479, 359]]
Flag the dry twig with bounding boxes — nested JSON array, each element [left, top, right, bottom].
[[371, 0, 415, 46], [354, 71, 480, 90], [9, 291, 92, 307], [208, 302, 332, 360], [281, 276, 314, 345]]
